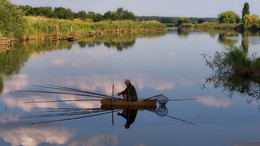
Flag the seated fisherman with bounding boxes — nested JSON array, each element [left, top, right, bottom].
[[117, 79, 138, 101]]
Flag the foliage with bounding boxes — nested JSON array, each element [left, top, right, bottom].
[[19, 5, 136, 22], [76, 10, 87, 20], [243, 14, 259, 30], [177, 17, 191, 26], [242, 2, 250, 20], [21, 17, 166, 39], [203, 46, 260, 98], [0, 0, 27, 38], [218, 11, 239, 23], [53, 7, 74, 20], [138, 16, 217, 25], [179, 23, 194, 28]]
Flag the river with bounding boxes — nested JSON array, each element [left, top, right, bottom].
[[0, 29, 260, 146]]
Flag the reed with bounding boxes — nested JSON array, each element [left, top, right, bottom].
[[20, 16, 166, 40]]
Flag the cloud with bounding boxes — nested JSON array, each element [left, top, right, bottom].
[[178, 77, 194, 87], [68, 134, 118, 146], [195, 95, 233, 108], [2, 94, 58, 112], [0, 113, 20, 123], [0, 124, 73, 146], [52, 58, 66, 66], [59, 94, 101, 109], [2, 74, 28, 94]]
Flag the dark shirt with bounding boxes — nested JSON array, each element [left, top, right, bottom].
[[121, 109, 137, 126], [121, 83, 138, 101]]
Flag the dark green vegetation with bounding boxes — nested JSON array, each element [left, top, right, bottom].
[[0, 0, 26, 38], [203, 46, 260, 98], [0, 0, 166, 39], [138, 16, 217, 26], [19, 5, 136, 22], [242, 2, 250, 20], [218, 11, 240, 23]]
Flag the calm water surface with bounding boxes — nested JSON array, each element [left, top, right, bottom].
[[0, 30, 260, 146]]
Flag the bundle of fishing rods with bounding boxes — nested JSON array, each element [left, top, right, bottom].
[[21, 84, 123, 103], [21, 84, 167, 103]]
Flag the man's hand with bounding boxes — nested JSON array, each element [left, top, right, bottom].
[[117, 92, 121, 96]]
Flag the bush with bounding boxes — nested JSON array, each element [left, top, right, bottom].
[[0, 0, 26, 38]]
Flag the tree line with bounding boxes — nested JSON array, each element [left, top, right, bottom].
[[18, 6, 136, 22], [217, 2, 259, 30], [137, 16, 217, 26]]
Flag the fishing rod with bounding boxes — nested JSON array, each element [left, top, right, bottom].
[[146, 109, 198, 126], [45, 84, 122, 100], [143, 94, 164, 101], [24, 99, 102, 103], [32, 84, 123, 100], [26, 109, 120, 125], [20, 90, 111, 99], [22, 109, 109, 119]]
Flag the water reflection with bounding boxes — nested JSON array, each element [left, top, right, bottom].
[[117, 109, 137, 129], [203, 46, 260, 102], [0, 124, 73, 146], [217, 32, 239, 46], [77, 32, 166, 51]]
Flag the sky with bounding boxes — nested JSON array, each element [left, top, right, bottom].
[[10, 0, 260, 17]]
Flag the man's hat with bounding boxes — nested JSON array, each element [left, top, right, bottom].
[[124, 79, 130, 83]]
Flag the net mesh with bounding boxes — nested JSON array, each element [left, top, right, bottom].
[[157, 94, 168, 105]]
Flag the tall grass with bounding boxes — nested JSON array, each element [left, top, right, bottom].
[[22, 16, 167, 39]]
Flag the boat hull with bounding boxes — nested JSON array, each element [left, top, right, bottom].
[[101, 99, 157, 109]]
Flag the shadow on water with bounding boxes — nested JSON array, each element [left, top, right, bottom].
[[202, 45, 260, 106]]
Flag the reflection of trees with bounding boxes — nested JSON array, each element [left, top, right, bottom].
[[217, 32, 238, 46], [0, 41, 74, 93], [203, 46, 260, 99], [77, 32, 167, 51], [177, 29, 191, 37], [0, 76, 3, 93]]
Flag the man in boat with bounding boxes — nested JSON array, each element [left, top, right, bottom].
[[117, 79, 138, 101]]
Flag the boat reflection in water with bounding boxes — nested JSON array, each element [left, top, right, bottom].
[[20, 84, 197, 128]]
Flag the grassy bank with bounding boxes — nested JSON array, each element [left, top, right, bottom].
[[5, 16, 167, 40], [178, 22, 260, 32]]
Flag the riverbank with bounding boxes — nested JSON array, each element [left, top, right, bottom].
[[178, 22, 260, 32], [2, 16, 167, 41]]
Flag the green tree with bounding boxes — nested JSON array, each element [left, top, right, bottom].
[[86, 11, 95, 19], [218, 11, 239, 23], [92, 13, 103, 22], [103, 11, 113, 20], [116, 8, 124, 20], [0, 0, 26, 38], [53, 7, 74, 19], [77, 10, 87, 20], [242, 2, 250, 21], [177, 17, 191, 26]]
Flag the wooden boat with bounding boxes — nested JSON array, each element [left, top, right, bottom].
[[101, 99, 157, 109]]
